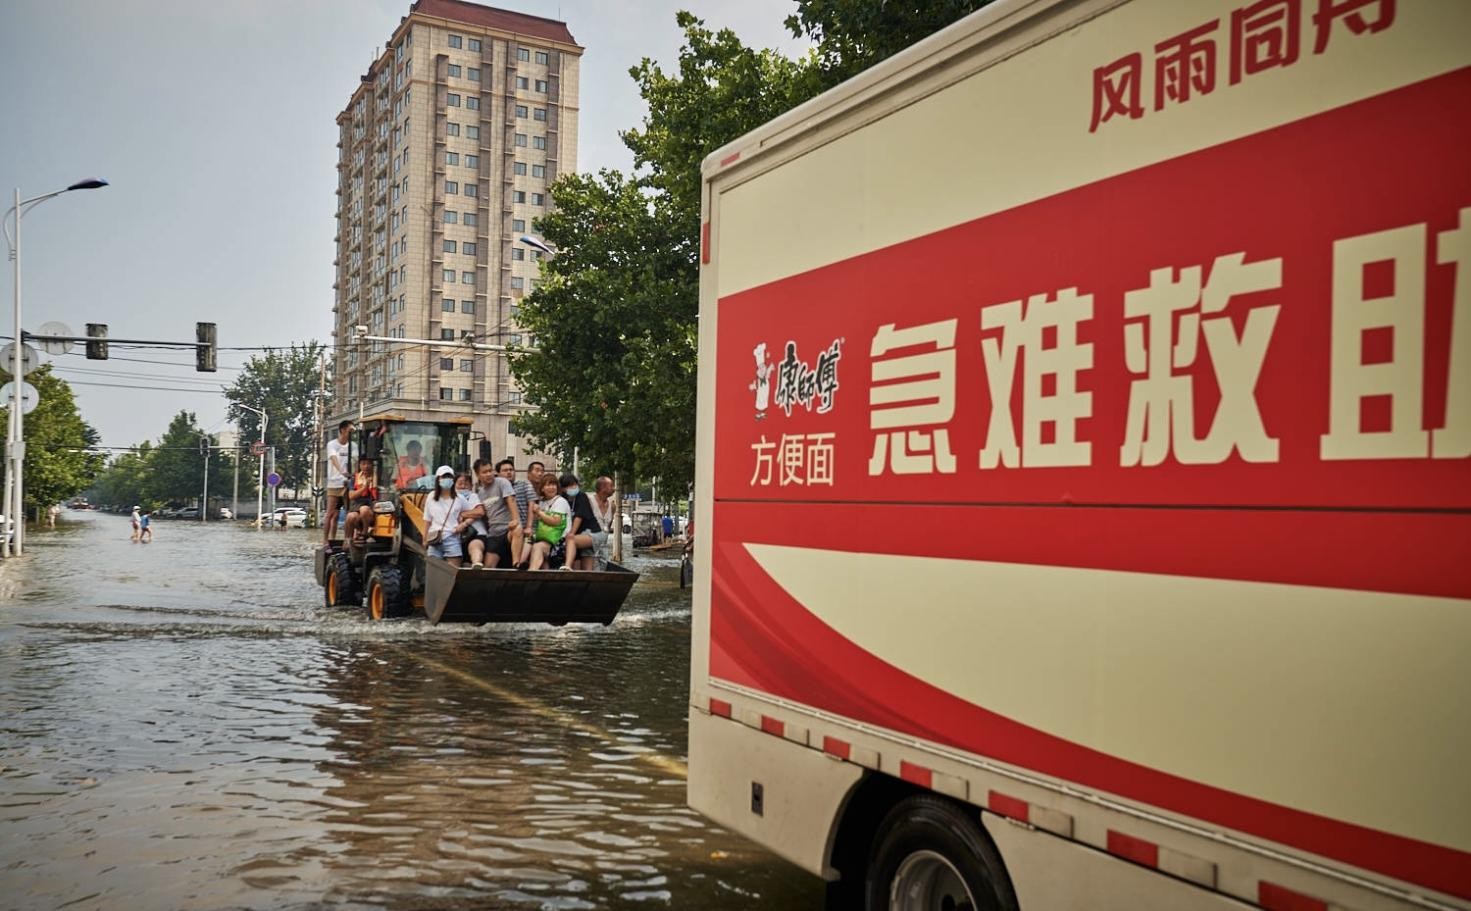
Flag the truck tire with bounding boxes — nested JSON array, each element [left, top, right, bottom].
[[865, 795, 1017, 911], [365, 565, 409, 621], [324, 552, 357, 607]]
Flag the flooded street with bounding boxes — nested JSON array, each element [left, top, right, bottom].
[[0, 511, 820, 910]]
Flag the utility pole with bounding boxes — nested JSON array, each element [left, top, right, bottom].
[[314, 350, 325, 528], [232, 441, 239, 521], [200, 435, 209, 522]]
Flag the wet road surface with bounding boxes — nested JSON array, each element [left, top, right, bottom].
[[0, 511, 821, 910]]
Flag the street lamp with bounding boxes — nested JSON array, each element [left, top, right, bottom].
[[3, 178, 109, 557], [236, 402, 268, 531], [518, 234, 556, 257]]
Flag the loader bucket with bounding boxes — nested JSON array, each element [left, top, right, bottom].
[[422, 557, 639, 625]]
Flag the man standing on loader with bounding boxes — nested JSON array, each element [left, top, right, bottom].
[[324, 420, 353, 546]]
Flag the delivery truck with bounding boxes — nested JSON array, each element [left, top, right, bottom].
[[686, 0, 1471, 908]]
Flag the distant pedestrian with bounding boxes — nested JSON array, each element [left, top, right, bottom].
[[130, 506, 142, 542], [139, 512, 153, 543], [47, 504, 59, 528], [662, 514, 674, 541]]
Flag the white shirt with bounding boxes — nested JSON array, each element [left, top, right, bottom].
[[422, 490, 466, 540], [456, 489, 487, 536], [326, 438, 350, 486], [535, 495, 570, 542], [594, 493, 616, 534]]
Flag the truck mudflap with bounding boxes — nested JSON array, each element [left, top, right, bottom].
[[422, 557, 639, 625]]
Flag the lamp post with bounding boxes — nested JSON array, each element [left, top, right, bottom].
[[236, 403, 267, 530], [3, 178, 108, 557]]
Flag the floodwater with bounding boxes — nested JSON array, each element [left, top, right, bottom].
[[0, 511, 820, 910]]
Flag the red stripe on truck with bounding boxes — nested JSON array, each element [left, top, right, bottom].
[[987, 791, 1031, 823], [700, 222, 711, 264], [899, 761, 932, 788], [1258, 882, 1329, 911], [709, 698, 731, 718], [1107, 830, 1160, 868], [821, 736, 850, 759], [719, 151, 741, 167], [760, 715, 785, 737]]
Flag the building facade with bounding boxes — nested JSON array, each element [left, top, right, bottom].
[[331, 0, 580, 464]]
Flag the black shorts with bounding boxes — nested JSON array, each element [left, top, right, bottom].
[[463, 531, 513, 563], [350, 498, 374, 512]]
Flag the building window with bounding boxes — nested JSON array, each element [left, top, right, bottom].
[[464, 154, 478, 169], [511, 276, 524, 289], [441, 328, 455, 340], [466, 96, 479, 111], [441, 357, 454, 369], [444, 239, 457, 253], [535, 80, 547, 93], [514, 133, 527, 147], [532, 164, 545, 178], [530, 192, 544, 206], [443, 269, 456, 282], [510, 304, 520, 319], [462, 271, 475, 285], [444, 210, 458, 224], [440, 387, 454, 401], [533, 108, 547, 122], [510, 390, 523, 404], [441, 301, 455, 314], [445, 180, 458, 194], [517, 76, 529, 90], [512, 248, 524, 261], [514, 161, 527, 176], [533, 136, 546, 150], [509, 332, 524, 345], [446, 122, 460, 137], [460, 301, 475, 315], [445, 151, 459, 165], [535, 51, 549, 64], [515, 104, 527, 118], [446, 92, 460, 107], [460, 358, 473, 371], [467, 125, 480, 140], [513, 190, 525, 203], [448, 63, 461, 77], [462, 241, 477, 255], [459, 389, 472, 401], [468, 38, 481, 52], [463, 212, 478, 226], [448, 34, 462, 49], [463, 183, 477, 198], [517, 47, 530, 61], [513, 219, 525, 232]]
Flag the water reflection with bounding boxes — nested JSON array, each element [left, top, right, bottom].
[[0, 512, 820, 910]]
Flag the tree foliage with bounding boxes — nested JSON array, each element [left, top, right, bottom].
[[786, 0, 996, 88], [89, 412, 241, 511], [512, 3, 990, 493], [0, 365, 104, 515], [223, 343, 326, 491]]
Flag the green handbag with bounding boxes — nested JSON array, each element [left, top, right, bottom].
[[534, 510, 566, 544]]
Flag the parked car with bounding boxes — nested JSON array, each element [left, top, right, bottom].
[[177, 506, 200, 520], [218, 507, 233, 520], [270, 507, 308, 528]]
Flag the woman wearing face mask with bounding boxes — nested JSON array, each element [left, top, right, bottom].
[[559, 472, 603, 571], [422, 464, 469, 566]]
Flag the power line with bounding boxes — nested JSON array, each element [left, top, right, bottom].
[[52, 365, 232, 385], [66, 379, 224, 394]]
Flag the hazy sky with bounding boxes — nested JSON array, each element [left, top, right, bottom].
[[0, 0, 808, 448]]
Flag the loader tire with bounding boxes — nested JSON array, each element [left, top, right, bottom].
[[366, 565, 409, 621], [324, 552, 358, 607], [865, 794, 1017, 911]]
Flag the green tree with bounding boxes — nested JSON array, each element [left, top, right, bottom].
[[91, 443, 152, 510], [145, 411, 233, 507], [785, 0, 996, 88], [0, 364, 104, 515], [223, 343, 326, 491], [510, 171, 698, 487]]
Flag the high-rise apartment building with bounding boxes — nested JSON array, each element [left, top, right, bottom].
[[331, 0, 579, 461]]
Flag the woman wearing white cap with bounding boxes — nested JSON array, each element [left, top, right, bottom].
[[422, 464, 471, 566]]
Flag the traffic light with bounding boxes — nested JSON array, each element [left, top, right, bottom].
[[195, 322, 216, 372], [200, 435, 210, 457], [86, 323, 109, 360]]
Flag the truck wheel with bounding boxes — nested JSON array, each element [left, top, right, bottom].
[[324, 553, 357, 607], [365, 565, 408, 621], [865, 795, 1017, 911]]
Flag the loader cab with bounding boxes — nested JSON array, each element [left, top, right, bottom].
[[366, 420, 470, 498]]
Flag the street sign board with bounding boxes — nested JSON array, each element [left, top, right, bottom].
[[36, 322, 73, 355], [0, 343, 38, 373], [0, 382, 39, 415], [266, 472, 282, 488], [250, 441, 267, 457]]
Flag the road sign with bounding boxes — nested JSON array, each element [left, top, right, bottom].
[[250, 441, 267, 457], [266, 472, 282, 488], [36, 322, 73, 355], [0, 382, 39, 415], [0, 343, 37, 373]]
